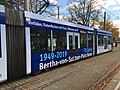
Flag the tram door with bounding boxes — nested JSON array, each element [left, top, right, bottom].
[[67, 32, 80, 57]]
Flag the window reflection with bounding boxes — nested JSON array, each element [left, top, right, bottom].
[[0, 29, 1, 58], [98, 35, 103, 46], [88, 34, 93, 47], [30, 29, 51, 54], [53, 31, 67, 51], [80, 33, 87, 48]]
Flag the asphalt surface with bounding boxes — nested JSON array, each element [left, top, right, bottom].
[[0, 45, 120, 90]]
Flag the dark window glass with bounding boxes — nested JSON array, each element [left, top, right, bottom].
[[104, 37, 108, 49], [75, 36, 78, 49], [98, 35, 103, 46], [88, 34, 93, 47], [108, 36, 111, 45], [80, 33, 87, 48], [98, 35, 101, 46], [69, 35, 73, 50], [30, 29, 51, 54], [53, 31, 67, 51], [0, 29, 1, 58], [102, 36, 104, 45]]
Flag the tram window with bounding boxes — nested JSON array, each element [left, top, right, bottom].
[[75, 36, 78, 49], [88, 34, 93, 47], [110, 37, 113, 44], [80, 33, 87, 48], [53, 31, 67, 51], [0, 30, 1, 58], [98, 35, 103, 46], [30, 29, 51, 54], [98, 35, 100, 46], [108, 36, 111, 45], [69, 35, 73, 50]]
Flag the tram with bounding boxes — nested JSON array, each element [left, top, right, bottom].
[[0, 5, 112, 82]]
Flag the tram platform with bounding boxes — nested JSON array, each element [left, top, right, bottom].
[[104, 70, 120, 90]]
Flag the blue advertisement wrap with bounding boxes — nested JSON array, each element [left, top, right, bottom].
[[0, 12, 5, 24], [79, 48, 93, 59], [31, 48, 93, 73], [31, 50, 69, 72], [87, 31, 94, 34], [97, 31, 112, 36], [25, 18, 95, 33], [25, 18, 79, 32]]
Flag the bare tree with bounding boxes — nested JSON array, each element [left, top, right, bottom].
[[67, 0, 101, 26], [0, 0, 50, 14], [41, 0, 60, 18], [0, 0, 24, 10], [29, 0, 50, 14]]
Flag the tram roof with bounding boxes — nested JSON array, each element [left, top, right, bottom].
[[24, 11, 94, 31], [97, 29, 112, 34]]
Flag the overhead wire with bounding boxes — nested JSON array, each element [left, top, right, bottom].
[[114, 0, 120, 8], [114, 0, 120, 19], [94, 0, 119, 20]]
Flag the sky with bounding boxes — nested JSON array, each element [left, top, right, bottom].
[[50, 0, 120, 20], [98, 0, 120, 35], [97, 0, 120, 19], [50, 0, 120, 34]]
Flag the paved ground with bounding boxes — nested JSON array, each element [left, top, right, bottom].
[[0, 45, 120, 90], [104, 69, 120, 90]]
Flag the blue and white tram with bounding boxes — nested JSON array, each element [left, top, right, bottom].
[[24, 11, 95, 73], [0, 5, 112, 82]]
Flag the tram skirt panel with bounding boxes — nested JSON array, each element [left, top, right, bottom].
[[6, 25, 26, 80]]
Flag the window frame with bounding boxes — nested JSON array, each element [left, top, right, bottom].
[[30, 29, 51, 54], [30, 29, 67, 54], [87, 34, 93, 48], [98, 35, 103, 46], [53, 30, 67, 51]]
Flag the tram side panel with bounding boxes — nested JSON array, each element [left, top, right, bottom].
[[25, 27, 31, 74], [96, 30, 112, 54], [79, 30, 94, 58], [0, 5, 7, 82], [24, 11, 112, 74], [103, 36, 112, 52], [25, 12, 70, 73], [24, 11, 95, 73]]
